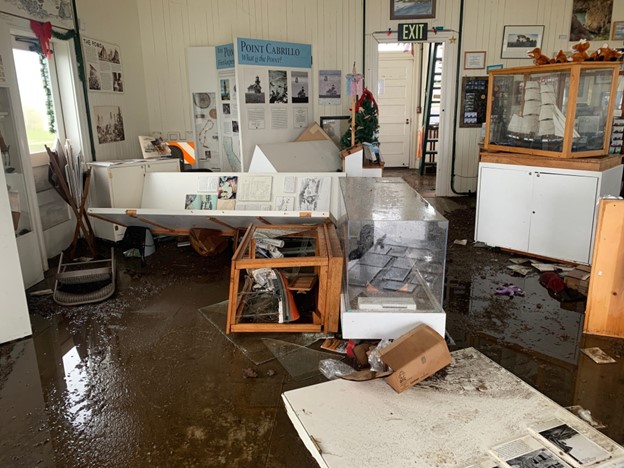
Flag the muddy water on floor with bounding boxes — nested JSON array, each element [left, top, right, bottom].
[[1, 204, 623, 466]]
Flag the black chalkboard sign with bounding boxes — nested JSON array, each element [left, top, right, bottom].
[[460, 76, 489, 128]]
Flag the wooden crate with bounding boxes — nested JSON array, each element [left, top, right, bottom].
[[584, 199, 624, 338], [226, 223, 343, 334]]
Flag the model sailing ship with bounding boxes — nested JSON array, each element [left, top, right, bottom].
[[507, 81, 579, 142]]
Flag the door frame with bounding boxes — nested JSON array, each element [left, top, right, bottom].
[[377, 50, 415, 168], [366, 31, 458, 197]]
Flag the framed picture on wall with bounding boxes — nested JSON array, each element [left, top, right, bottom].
[[500, 25, 544, 59], [464, 51, 486, 70], [612, 21, 624, 40], [390, 0, 436, 20], [320, 116, 350, 147]]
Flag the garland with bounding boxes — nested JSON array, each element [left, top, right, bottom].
[[38, 52, 56, 134]]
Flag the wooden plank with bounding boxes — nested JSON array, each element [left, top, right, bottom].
[[324, 223, 344, 333], [584, 200, 624, 338], [480, 151, 622, 172], [230, 323, 322, 333]]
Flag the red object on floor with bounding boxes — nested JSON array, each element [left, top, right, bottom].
[[539, 272, 565, 294]]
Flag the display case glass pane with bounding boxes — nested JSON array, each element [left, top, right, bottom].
[[0, 87, 33, 237], [339, 178, 448, 310], [572, 69, 613, 153], [489, 70, 571, 153]]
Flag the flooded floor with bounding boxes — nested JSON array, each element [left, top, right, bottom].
[[1, 172, 623, 467]]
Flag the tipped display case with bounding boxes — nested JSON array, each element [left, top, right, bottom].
[[338, 178, 448, 339], [485, 62, 620, 159]]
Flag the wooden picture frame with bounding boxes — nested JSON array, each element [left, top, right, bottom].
[[501, 25, 544, 59], [464, 51, 486, 70], [390, 0, 436, 20], [320, 116, 350, 146], [611, 21, 624, 40]]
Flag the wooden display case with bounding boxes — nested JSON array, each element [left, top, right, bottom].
[[226, 223, 343, 334], [485, 62, 620, 159]]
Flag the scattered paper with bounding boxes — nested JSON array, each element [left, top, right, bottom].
[[510, 257, 532, 265], [581, 347, 616, 364], [531, 263, 558, 272], [29, 289, 53, 296], [320, 338, 349, 354], [507, 265, 533, 276], [453, 239, 468, 246]]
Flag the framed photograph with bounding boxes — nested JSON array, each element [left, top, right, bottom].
[[501, 25, 544, 59], [390, 0, 436, 20], [612, 21, 624, 40], [320, 116, 350, 146], [571, 0, 613, 41], [464, 51, 486, 70]]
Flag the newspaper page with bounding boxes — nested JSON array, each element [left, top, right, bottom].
[[489, 435, 572, 468], [529, 419, 612, 467], [82, 37, 124, 93]]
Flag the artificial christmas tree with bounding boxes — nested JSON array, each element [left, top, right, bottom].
[[340, 88, 380, 149]]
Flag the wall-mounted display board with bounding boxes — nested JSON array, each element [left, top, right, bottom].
[[233, 38, 314, 171], [215, 44, 243, 172], [459, 76, 488, 128]]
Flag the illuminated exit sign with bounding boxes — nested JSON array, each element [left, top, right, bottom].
[[398, 23, 428, 42]]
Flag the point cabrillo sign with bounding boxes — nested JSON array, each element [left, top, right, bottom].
[[236, 38, 312, 68]]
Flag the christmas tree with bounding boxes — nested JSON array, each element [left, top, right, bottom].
[[340, 88, 379, 149]]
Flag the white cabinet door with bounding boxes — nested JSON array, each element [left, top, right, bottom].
[[529, 171, 598, 263], [476, 166, 532, 252]]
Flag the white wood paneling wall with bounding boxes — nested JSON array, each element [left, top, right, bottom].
[[137, 0, 363, 142], [76, 0, 151, 161], [456, 0, 624, 194]]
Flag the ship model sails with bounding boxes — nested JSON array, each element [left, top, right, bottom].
[[507, 82, 579, 141]]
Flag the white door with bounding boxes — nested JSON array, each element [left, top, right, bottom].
[[475, 165, 533, 252], [377, 53, 414, 167], [0, 21, 46, 288], [529, 171, 598, 263]]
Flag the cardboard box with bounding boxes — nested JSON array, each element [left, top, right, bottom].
[[377, 324, 451, 393]]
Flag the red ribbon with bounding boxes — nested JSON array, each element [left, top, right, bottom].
[[355, 88, 379, 113], [30, 20, 53, 58]]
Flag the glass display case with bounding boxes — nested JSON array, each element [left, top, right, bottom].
[[486, 62, 620, 159], [338, 178, 448, 338]]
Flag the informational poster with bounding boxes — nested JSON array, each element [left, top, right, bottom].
[[192, 92, 219, 162], [248, 108, 266, 130], [319, 70, 341, 105], [271, 107, 288, 129], [460, 76, 489, 128], [83, 37, 123, 93], [94, 106, 125, 144], [291, 71, 309, 103], [293, 107, 309, 128]]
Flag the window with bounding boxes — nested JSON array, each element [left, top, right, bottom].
[[13, 44, 59, 154]]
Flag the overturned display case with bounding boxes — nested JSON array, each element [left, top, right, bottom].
[[226, 223, 343, 334], [485, 62, 620, 158], [338, 178, 448, 339]]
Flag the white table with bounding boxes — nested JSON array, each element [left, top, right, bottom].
[[283, 348, 624, 467]]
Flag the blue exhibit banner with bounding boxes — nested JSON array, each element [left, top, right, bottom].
[[216, 44, 235, 69], [236, 38, 312, 68]]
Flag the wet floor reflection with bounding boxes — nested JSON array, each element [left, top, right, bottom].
[[445, 267, 623, 445]]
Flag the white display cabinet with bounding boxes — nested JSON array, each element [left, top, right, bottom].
[[89, 159, 180, 241], [475, 161, 623, 264], [338, 177, 448, 339]]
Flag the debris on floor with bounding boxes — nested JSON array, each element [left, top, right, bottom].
[[453, 239, 468, 246], [566, 406, 606, 429], [581, 347, 617, 364], [564, 264, 591, 296], [506, 264, 533, 276], [495, 284, 525, 297], [320, 338, 349, 354], [242, 367, 259, 378]]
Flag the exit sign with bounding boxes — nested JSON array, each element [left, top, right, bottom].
[[398, 23, 428, 42]]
